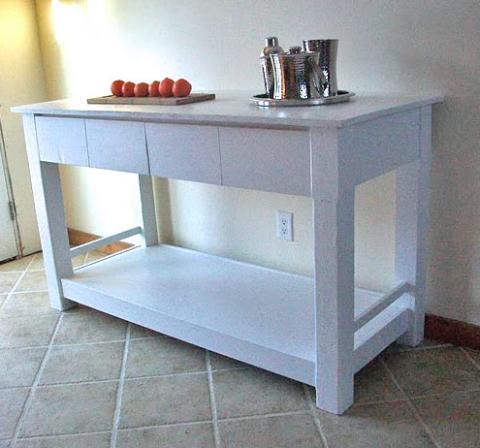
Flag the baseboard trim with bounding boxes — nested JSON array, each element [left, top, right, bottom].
[[425, 314, 480, 351], [68, 228, 133, 255]]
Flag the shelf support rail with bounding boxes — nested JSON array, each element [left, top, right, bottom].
[[354, 282, 413, 331], [70, 226, 142, 258]]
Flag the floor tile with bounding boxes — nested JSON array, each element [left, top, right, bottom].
[[219, 413, 324, 448], [14, 432, 111, 448], [0, 293, 57, 318], [0, 315, 58, 348], [413, 390, 480, 448], [117, 422, 215, 448], [120, 374, 211, 428], [354, 358, 404, 404], [0, 273, 21, 294], [20, 382, 117, 437], [26, 254, 44, 271], [213, 367, 308, 419], [317, 401, 435, 448], [126, 335, 206, 378], [0, 255, 34, 272], [383, 347, 480, 397], [53, 308, 126, 345], [0, 440, 10, 448], [129, 324, 158, 339], [209, 352, 246, 370], [0, 388, 29, 439], [15, 272, 47, 293], [0, 347, 46, 388], [39, 341, 124, 385]]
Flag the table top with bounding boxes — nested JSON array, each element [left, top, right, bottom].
[[12, 91, 443, 128]]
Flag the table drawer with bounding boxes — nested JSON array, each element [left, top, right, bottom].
[[219, 128, 311, 195], [85, 119, 149, 174], [146, 123, 221, 184], [36, 116, 88, 166]]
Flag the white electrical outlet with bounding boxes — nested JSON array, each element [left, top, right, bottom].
[[277, 211, 293, 241]]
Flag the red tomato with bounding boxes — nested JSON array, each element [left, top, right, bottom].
[[149, 80, 160, 97], [159, 78, 174, 97], [122, 81, 135, 97], [172, 79, 192, 97], [134, 82, 149, 97], [111, 80, 124, 96]]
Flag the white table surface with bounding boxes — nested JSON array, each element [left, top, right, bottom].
[[12, 91, 443, 128]]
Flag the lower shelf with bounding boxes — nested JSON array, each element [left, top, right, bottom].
[[62, 244, 409, 385]]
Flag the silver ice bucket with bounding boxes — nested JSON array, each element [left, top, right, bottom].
[[270, 52, 327, 100], [302, 39, 338, 97]]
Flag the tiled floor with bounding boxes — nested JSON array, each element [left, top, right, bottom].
[[1, 252, 479, 447]]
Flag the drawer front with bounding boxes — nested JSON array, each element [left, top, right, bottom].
[[36, 116, 88, 166], [146, 123, 221, 184], [85, 119, 149, 174], [219, 128, 311, 195]]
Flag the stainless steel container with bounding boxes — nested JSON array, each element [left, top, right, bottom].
[[302, 39, 338, 96], [270, 51, 327, 100], [260, 37, 284, 98]]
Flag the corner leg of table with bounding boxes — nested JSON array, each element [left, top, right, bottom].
[[138, 174, 159, 247], [313, 191, 355, 414], [22, 115, 74, 311], [395, 106, 432, 346]]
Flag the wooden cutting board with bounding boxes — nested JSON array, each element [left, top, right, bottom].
[[87, 93, 215, 106]]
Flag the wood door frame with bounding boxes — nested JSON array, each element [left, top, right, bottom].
[[0, 115, 22, 259]]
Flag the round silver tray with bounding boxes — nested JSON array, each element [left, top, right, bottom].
[[250, 90, 355, 107]]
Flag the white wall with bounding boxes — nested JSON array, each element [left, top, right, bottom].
[[0, 0, 47, 254], [35, 0, 480, 325]]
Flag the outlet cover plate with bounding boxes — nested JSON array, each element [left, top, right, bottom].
[[277, 211, 293, 241]]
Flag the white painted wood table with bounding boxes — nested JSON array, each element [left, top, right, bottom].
[[13, 92, 442, 414]]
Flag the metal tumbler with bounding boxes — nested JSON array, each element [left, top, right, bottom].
[[302, 39, 338, 96]]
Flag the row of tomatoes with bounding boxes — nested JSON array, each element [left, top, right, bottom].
[[111, 78, 192, 98]]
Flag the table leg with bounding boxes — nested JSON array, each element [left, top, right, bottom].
[[22, 115, 74, 311], [311, 127, 355, 414], [138, 175, 158, 247], [395, 106, 432, 346]]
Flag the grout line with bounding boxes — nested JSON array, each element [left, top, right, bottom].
[[380, 357, 442, 448], [303, 385, 329, 448], [0, 344, 49, 351], [118, 419, 214, 433], [110, 323, 131, 448], [124, 370, 208, 382], [0, 364, 249, 393], [402, 387, 480, 401], [51, 339, 126, 348], [0, 385, 32, 392], [460, 347, 480, 371], [347, 397, 409, 407], [217, 409, 309, 423], [36, 378, 120, 389], [206, 351, 221, 448], [93, 410, 314, 435], [0, 339, 126, 352], [10, 313, 64, 445], [390, 342, 453, 353], [2, 289, 49, 296], [16, 429, 112, 442], [13, 410, 322, 442], [0, 312, 60, 320]]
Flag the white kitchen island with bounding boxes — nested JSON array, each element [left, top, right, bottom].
[[13, 92, 442, 414]]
